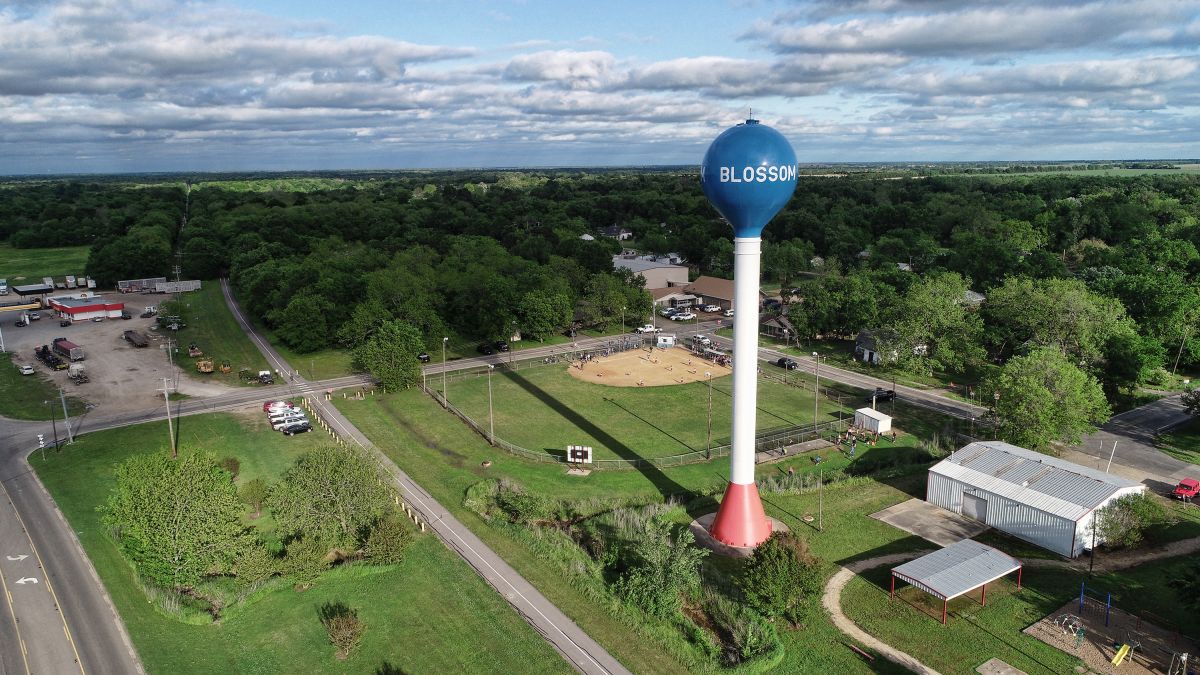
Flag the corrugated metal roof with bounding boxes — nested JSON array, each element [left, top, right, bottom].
[[892, 539, 1021, 601], [930, 441, 1142, 520]]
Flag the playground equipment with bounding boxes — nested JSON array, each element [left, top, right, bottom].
[[1113, 643, 1133, 666], [1167, 652, 1190, 675], [1080, 581, 1113, 626], [196, 358, 214, 373]]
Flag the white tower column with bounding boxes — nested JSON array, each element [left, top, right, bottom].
[[730, 236, 761, 485]]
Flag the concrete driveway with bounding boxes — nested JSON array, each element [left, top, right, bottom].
[[871, 498, 989, 546]]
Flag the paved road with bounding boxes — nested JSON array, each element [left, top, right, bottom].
[[1065, 394, 1200, 483], [220, 278, 631, 675]]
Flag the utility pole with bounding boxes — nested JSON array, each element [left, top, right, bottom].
[[59, 388, 73, 444], [812, 352, 820, 436], [1105, 440, 1118, 474], [160, 377, 176, 459], [487, 364, 495, 445], [442, 337, 449, 404], [706, 371, 713, 459], [45, 400, 59, 451]]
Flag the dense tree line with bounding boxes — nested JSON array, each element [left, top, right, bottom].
[[4, 170, 1199, 393]]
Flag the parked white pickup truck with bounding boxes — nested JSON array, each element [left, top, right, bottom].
[[635, 324, 662, 333]]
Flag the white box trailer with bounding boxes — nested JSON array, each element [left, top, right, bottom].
[[854, 407, 892, 434]]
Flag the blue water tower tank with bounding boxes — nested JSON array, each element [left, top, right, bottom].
[[701, 119, 798, 238]]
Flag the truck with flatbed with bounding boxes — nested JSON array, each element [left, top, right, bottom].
[[52, 337, 85, 361], [123, 330, 149, 348]]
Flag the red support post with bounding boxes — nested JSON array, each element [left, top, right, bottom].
[[942, 599, 948, 625], [890, 574, 895, 599], [981, 583, 987, 607], [1017, 566, 1022, 590]]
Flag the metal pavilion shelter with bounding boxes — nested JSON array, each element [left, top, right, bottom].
[[890, 539, 1022, 625]]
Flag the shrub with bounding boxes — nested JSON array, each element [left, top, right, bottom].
[[280, 536, 330, 587], [702, 589, 783, 667], [318, 601, 365, 660], [497, 487, 554, 524], [615, 521, 708, 618], [738, 531, 822, 622], [1097, 491, 1174, 549], [364, 513, 413, 565], [219, 456, 241, 479], [235, 544, 278, 586]]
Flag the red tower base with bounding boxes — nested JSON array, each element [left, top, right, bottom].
[[709, 482, 772, 548]]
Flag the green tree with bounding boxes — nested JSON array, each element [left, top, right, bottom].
[[271, 293, 334, 353], [238, 478, 269, 518], [364, 513, 414, 565], [738, 531, 822, 621], [351, 319, 424, 392], [1096, 492, 1172, 549], [517, 289, 573, 340], [986, 347, 1111, 450], [268, 446, 390, 548], [1183, 387, 1200, 416], [880, 272, 983, 374], [102, 454, 249, 589], [983, 277, 1129, 367]]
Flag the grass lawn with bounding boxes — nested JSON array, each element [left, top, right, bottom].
[[270, 339, 355, 381], [30, 411, 569, 675], [440, 363, 855, 462], [162, 284, 270, 386], [1157, 417, 1200, 465], [337, 388, 944, 674], [0, 353, 87, 420], [0, 243, 91, 283]]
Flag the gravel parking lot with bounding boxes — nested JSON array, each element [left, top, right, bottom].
[[5, 293, 233, 415]]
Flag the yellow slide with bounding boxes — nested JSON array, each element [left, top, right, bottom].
[[1112, 644, 1131, 666]]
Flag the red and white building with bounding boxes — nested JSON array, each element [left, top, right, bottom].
[[48, 296, 125, 321]]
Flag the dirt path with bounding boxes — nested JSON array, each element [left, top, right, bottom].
[[823, 537, 1200, 675]]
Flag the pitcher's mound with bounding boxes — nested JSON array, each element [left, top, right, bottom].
[[566, 347, 731, 387]]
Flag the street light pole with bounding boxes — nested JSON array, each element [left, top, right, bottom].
[[487, 364, 495, 445], [621, 306, 625, 336], [442, 337, 449, 404], [706, 371, 713, 459], [812, 352, 820, 436]]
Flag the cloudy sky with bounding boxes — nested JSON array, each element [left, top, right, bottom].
[[3, 0, 1199, 174]]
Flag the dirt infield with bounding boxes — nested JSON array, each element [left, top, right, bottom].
[[565, 346, 732, 387]]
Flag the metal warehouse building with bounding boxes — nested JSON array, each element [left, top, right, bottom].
[[926, 441, 1145, 558]]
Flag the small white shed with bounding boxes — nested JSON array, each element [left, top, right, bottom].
[[854, 407, 892, 434], [656, 334, 677, 348]]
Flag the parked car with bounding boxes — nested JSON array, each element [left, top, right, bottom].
[[28, 312, 40, 321], [692, 334, 712, 346], [91, 317, 104, 322], [1172, 478, 1199, 502], [635, 324, 662, 334], [671, 312, 696, 321], [723, 308, 734, 317], [263, 400, 297, 412], [417, 352, 431, 363], [868, 388, 897, 402], [280, 421, 312, 436], [120, 311, 132, 320], [13, 320, 26, 327], [17, 364, 34, 376], [59, 319, 71, 327], [775, 357, 798, 370], [476, 343, 495, 355], [271, 416, 308, 431], [494, 340, 510, 352], [702, 304, 721, 313], [660, 307, 678, 318]]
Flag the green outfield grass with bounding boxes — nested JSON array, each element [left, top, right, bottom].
[[0, 243, 91, 283], [439, 362, 855, 462], [0, 353, 87, 420], [162, 284, 270, 386], [29, 412, 570, 675]]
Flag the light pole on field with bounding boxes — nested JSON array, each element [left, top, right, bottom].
[[812, 352, 820, 435], [620, 305, 625, 336], [705, 371, 713, 459], [442, 337, 449, 404]]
